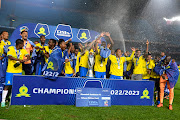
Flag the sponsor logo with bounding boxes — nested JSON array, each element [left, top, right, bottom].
[[34, 23, 50, 38]]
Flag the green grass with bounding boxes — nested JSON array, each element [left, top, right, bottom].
[[1, 77, 180, 120]]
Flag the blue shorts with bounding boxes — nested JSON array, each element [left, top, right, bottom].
[[65, 74, 73, 77], [5, 72, 22, 85], [95, 71, 106, 78], [80, 67, 88, 77], [110, 75, 123, 80]]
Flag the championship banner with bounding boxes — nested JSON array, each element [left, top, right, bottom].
[[9, 23, 105, 46], [11, 76, 154, 106]]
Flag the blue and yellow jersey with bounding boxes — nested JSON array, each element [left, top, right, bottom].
[[35, 43, 47, 53], [142, 59, 154, 80], [75, 52, 81, 73], [0, 44, 4, 56], [126, 60, 133, 71], [109, 51, 135, 76], [6, 46, 29, 73], [94, 48, 108, 72], [64, 61, 74, 74], [79, 50, 89, 68], [0, 40, 11, 46], [44, 46, 53, 63], [133, 56, 146, 74], [150, 60, 160, 79]]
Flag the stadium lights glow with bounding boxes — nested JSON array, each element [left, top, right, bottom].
[[163, 16, 180, 22]]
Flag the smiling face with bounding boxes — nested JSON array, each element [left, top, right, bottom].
[[135, 50, 141, 57], [40, 36, 46, 44], [21, 31, 28, 40], [60, 41, 67, 51], [2, 31, 9, 40], [116, 49, 122, 58]]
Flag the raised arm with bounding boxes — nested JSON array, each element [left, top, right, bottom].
[[105, 32, 114, 45], [125, 47, 135, 61], [146, 40, 149, 53], [65, 38, 72, 45]]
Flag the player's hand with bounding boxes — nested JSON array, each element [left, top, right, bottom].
[[61, 71, 66, 76], [107, 43, 111, 49], [73, 73, 76, 77], [131, 47, 135, 51], [19, 59, 25, 63], [68, 38, 72, 42], [35, 46, 40, 49], [146, 40, 149, 45], [105, 32, 110, 37], [65, 59, 69, 63], [100, 32, 105, 37], [70, 43, 73, 47], [0, 56, 3, 60]]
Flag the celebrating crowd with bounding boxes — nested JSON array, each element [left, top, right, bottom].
[[0, 30, 179, 110]]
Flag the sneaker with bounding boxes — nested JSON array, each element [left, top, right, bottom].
[[157, 103, 163, 107], [1, 102, 5, 107], [169, 105, 173, 110]]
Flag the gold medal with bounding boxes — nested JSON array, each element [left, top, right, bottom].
[[118, 66, 120, 69], [100, 63, 103, 67]]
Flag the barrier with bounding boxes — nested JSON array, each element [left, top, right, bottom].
[[11, 75, 154, 106]]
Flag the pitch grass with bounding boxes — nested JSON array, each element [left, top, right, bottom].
[[0, 78, 180, 120]]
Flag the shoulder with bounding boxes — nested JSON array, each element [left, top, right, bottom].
[[28, 39, 35, 46], [8, 46, 14, 50], [109, 54, 116, 59], [44, 46, 49, 49]]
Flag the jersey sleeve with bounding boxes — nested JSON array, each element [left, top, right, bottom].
[[7, 47, 14, 56], [23, 49, 29, 57], [109, 55, 116, 63], [125, 51, 135, 61]]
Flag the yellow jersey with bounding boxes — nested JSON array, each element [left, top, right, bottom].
[[79, 50, 89, 68], [0, 40, 11, 46], [109, 51, 135, 76], [44, 46, 53, 63], [75, 52, 81, 73], [64, 61, 74, 74], [150, 60, 160, 79], [126, 60, 133, 71], [0, 44, 4, 56], [94, 53, 108, 72], [133, 56, 145, 74], [142, 59, 154, 80], [7, 46, 29, 73]]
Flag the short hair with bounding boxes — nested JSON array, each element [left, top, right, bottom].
[[58, 39, 65, 46], [136, 49, 141, 52], [21, 30, 28, 34], [49, 39, 56, 45], [40, 35, 45, 38], [0, 31, 7, 35], [16, 39, 24, 45], [34, 41, 39, 43], [115, 48, 121, 53]]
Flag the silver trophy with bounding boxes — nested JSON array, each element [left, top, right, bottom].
[[88, 52, 95, 78]]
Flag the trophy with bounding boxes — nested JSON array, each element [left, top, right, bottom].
[[88, 52, 95, 78]]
